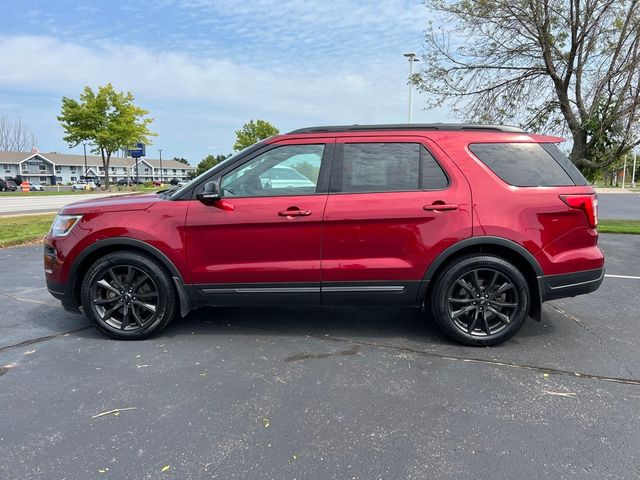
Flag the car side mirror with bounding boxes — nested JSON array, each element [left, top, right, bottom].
[[196, 181, 220, 205]]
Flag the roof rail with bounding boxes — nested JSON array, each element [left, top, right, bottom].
[[288, 123, 525, 134]]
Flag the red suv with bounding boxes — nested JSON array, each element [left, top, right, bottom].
[[44, 124, 604, 345]]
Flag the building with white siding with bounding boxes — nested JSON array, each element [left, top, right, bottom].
[[0, 151, 194, 184]]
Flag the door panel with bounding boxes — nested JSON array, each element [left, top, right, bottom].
[[321, 136, 472, 304], [185, 194, 327, 285], [185, 140, 334, 305]]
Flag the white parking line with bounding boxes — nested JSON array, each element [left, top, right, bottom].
[[605, 274, 640, 280]]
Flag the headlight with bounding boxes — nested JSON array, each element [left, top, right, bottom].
[[51, 215, 82, 237]]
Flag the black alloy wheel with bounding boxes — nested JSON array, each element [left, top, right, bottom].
[[81, 251, 178, 339], [431, 255, 530, 346]]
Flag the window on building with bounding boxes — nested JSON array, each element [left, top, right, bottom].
[[40, 176, 48, 183], [55, 166, 61, 173], [71, 176, 77, 181], [39, 164, 47, 172]]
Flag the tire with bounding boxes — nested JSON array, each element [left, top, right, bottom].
[[430, 254, 530, 346], [81, 251, 178, 339]]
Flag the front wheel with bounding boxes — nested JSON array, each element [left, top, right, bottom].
[[430, 255, 530, 346], [81, 251, 178, 339]]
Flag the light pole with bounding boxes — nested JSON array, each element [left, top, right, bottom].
[[632, 152, 637, 188], [403, 52, 419, 123], [82, 142, 88, 181], [159, 148, 163, 184]]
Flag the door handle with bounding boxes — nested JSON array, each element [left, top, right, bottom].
[[423, 203, 458, 212], [278, 208, 312, 217]]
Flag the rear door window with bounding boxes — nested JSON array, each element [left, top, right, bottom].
[[469, 143, 583, 187], [340, 143, 448, 193]]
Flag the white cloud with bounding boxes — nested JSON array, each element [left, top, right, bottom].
[[0, 34, 448, 158]]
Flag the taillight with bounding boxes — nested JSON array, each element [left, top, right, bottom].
[[559, 194, 598, 229]]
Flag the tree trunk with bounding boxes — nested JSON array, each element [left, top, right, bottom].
[[569, 129, 588, 167]]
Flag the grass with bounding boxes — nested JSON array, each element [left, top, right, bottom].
[[598, 219, 640, 234], [0, 214, 56, 248]]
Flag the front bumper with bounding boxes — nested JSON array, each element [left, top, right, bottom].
[[538, 267, 605, 302]]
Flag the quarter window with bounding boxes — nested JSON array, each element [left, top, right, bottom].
[[221, 144, 324, 197], [340, 143, 448, 193], [469, 143, 577, 187]]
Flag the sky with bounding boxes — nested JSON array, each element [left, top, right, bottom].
[[0, 0, 451, 164]]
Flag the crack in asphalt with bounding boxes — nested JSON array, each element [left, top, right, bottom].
[[225, 323, 640, 387], [0, 290, 60, 308], [549, 304, 635, 378], [0, 327, 92, 354]]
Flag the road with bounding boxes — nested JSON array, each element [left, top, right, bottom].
[[0, 193, 133, 215], [0, 235, 639, 479], [598, 193, 640, 220]]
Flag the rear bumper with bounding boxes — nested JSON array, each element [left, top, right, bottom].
[[538, 267, 605, 302]]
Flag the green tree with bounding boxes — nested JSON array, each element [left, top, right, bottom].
[[173, 157, 189, 165], [58, 83, 155, 189], [195, 154, 230, 177], [414, 0, 640, 172], [233, 120, 279, 151]]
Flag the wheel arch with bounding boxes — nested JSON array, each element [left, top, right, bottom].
[[421, 237, 543, 320], [69, 238, 186, 308]]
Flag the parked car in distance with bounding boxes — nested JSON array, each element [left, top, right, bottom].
[[84, 176, 101, 187], [45, 124, 604, 346], [0, 179, 17, 191], [25, 182, 45, 191], [259, 165, 316, 189], [3, 180, 18, 191], [72, 181, 96, 190]]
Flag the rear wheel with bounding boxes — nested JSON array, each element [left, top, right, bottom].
[[81, 251, 178, 339], [430, 255, 530, 346]]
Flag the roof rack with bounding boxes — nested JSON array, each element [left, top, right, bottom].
[[288, 123, 525, 134]]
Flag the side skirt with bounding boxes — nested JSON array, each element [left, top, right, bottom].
[[193, 281, 422, 307]]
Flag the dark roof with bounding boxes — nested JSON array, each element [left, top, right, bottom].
[[288, 123, 525, 134]]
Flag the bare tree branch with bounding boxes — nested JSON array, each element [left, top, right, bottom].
[[0, 114, 37, 152]]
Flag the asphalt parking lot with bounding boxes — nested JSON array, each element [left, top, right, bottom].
[[598, 193, 640, 220], [0, 235, 639, 479]]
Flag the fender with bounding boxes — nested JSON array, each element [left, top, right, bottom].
[[422, 236, 544, 282], [419, 236, 544, 320], [69, 237, 193, 316]]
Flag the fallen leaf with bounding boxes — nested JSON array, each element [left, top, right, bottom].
[[136, 364, 150, 368], [23, 350, 37, 355], [543, 373, 549, 378], [136, 355, 142, 358], [91, 407, 139, 419], [262, 418, 270, 428], [161, 465, 171, 472], [97, 467, 109, 473], [199, 371, 208, 376], [292, 454, 297, 460], [543, 390, 577, 398]]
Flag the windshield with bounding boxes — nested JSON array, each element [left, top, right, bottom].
[[166, 143, 264, 199]]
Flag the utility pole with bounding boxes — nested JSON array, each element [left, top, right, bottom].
[[622, 155, 628, 189], [403, 52, 419, 123], [82, 142, 88, 181], [159, 148, 163, 184], [632, 152, 637, 188]]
